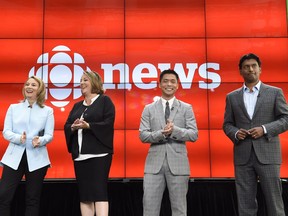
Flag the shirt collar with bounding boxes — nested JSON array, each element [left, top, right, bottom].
[[161, 96, 175, 107], [243, 81, 261, 92], [83, 94, 99, 106]]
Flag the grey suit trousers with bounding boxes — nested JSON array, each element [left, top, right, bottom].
[[143, 155, 189, 216], [235, 147, 285, 216]]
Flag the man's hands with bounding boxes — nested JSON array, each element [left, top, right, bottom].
[[236, 127, 264, 140], [162, 119, 173, 137], [71, 118, 90, 131]]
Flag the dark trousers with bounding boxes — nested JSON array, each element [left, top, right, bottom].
[[0, 151, 48, 216], [235, 147, 285, 216]]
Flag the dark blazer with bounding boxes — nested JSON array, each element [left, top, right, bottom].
[[64, 94, 115, 159], [223, 83, 288, 165]]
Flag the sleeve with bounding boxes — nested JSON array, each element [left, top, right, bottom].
[[223, 95, 239, 144], [2, 105, 23, 145], [263, 89, 288, 139], [139, 105, 166, 144], [88, 96, 115, 149], [39, 107, 55, 147], [170, 104, 198, 142], [64, 104, 77, 153]]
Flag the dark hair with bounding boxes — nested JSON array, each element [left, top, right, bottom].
[[238, 53, 261, 69], [159, 69, 179, 82]]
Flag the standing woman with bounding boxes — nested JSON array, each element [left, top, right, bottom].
[[0, 76, 55, 216], [64, 70, 115, 216]]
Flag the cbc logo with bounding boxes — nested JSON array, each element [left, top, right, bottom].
[[28, 45, 91, 109]]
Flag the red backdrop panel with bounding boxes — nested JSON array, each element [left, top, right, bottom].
[[207, 38, 288, 83], [0, 40, 43, 83], [210, 130, 235, 177], [206, 0, 287, 37], [44, 0, 124, 38], [125, 0, 205, 38], [0, 0, 43, 38]]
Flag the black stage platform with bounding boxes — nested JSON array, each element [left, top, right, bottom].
[[10, 178, 288, 216]]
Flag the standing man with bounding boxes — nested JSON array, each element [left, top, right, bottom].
[[223, 53, 288, 216], [139, 69, 198, 216]]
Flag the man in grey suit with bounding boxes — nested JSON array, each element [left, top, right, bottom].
[[223, 53, 288, 216], [139, 69, 198, 216]]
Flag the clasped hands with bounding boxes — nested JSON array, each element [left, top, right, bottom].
[[162, 119, 174, 137], [20, 131, 40, 148], [71, 118, 90, 132], [236, 127, 264, 140]]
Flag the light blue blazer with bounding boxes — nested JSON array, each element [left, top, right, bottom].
[[1, 100, 54, 172]]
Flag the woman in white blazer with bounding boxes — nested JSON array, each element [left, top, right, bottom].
[[0, 76, 54, 216]]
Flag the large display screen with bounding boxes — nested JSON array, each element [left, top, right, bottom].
[[0, 0, 287, 179]]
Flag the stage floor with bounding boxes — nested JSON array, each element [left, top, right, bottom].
[[10, 178, 288, 216]]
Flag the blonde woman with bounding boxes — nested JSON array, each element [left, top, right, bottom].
[[0, 76, 54, 216]]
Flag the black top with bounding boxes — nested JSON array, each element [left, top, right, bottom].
[[64, 94, 115, 159]]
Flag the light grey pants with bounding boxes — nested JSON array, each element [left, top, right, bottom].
[[143, 156, 189, 216]]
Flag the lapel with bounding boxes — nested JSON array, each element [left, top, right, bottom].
[[169, 99, 180, 122], [237, 87, 251, 120], [155, 99, 166, 127], [155, 98, 180, 127], [252, 83, 266, 119]]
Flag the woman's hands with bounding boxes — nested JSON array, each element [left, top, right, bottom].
[[32, 136, 40, 148], [20, 131, 41, 148], [71, 118, 90, 131]]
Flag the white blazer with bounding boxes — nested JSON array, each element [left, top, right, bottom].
[[1, 100, 54, 172]]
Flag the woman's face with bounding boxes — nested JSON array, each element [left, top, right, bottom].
[[24, 78, 39, 101], [80, 74, 92, 96]]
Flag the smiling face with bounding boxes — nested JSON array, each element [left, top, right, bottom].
[[24, 78, 40, 102], [240, 59, 261, 85], [159, 73, 179, 100], [80, 73, 92, 96]]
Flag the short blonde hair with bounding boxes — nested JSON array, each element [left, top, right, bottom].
[[22, 76, 46, 108]]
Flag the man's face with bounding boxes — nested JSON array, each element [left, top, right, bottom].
[[240, 59, 261, 84], [159, 73, 178, 99]]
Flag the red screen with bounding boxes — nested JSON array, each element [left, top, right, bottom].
[[0, 0, 287, 179]]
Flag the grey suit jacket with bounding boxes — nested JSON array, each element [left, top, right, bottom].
[[139, 98, 198, 175], [223, 83, 288, 165]]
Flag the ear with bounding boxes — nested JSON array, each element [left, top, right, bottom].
[[239, 69, 243, 76]]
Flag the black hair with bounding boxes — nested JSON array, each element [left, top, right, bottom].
[[159, 69, 179, 82], [238, 53, 262, 69]]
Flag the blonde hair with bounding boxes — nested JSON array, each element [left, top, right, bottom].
[[83, 70, 104, 94], [22, 76, 46, 108]]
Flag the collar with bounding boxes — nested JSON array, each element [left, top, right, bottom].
[[24, 100, 37, 108], [243, 81, 261, 92], [83, 94, 99, 106], [161, 96, 175, 107]]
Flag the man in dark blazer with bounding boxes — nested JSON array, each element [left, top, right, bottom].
[[223, 53, 288, 216], [139, 69, 198, 216]]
